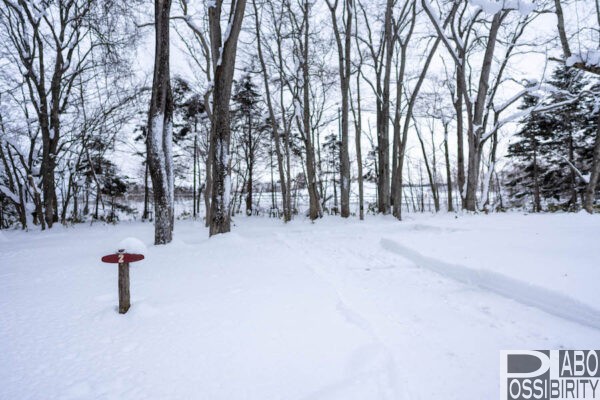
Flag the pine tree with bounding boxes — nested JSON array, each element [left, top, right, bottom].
[[322, 132, 341, 214], [506, 91, 552, 211], [544, 67, 590, 209], [506, 66, 594, 211], [172, 77, 207, 191], [231, 73, 269, 216]]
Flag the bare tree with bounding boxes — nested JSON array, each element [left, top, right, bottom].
[[252, 0, 291, 222], [0, 0, 137, 229], [327, 0, 353, 218], [423, 0, 538, 211], [355, 0, 391, 214], [1, 0, 95, 227], [390, 1, 416, 215], [391, 1, 458, 219], [285, 0, 322, 220], [208, 0, 247, 235], [175, 0, 215, 226]]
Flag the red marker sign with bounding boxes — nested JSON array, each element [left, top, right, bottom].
[[101, 252, 145, 264], [101, 250, 144, 314]]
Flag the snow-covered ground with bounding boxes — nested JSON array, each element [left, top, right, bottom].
[[1, 213, 599, 399]]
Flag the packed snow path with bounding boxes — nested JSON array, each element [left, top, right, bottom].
[[1, 213, 599, 399]]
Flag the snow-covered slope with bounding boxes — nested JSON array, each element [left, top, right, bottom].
[[1, 213, 598, 399]]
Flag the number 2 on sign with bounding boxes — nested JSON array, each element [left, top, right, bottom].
[[118, 254, 124, 263]]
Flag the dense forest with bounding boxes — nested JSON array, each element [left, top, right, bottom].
[[0, 0, 598, 242]]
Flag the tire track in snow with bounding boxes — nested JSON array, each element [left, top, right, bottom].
[[381, 238, 600, 331]]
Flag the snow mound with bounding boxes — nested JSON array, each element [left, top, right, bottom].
[[117, 237, 147, 254]]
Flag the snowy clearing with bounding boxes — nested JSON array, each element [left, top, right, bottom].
[[1, 213, 599, 399]]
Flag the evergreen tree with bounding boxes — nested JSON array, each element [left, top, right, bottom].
[[505, 90, 554, 212], [231, 73, 269, 216], [322, 132, 341, 214], [506, 66, 594, 211], [543, 67, 590, 209], [172, 77, 207, 187]]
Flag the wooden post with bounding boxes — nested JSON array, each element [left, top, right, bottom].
[[101, 251, 143, 314], [118, 261, 130, 314]]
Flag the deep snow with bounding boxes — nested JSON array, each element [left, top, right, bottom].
[[1, 213, 599, 399]]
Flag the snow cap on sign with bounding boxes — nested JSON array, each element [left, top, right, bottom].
[[117, 237, 147, 255]]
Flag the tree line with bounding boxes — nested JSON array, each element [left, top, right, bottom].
[[0, 0, 598, 243]]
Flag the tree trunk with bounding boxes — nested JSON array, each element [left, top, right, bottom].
[[143, 160, 150, 220], [533, 138, 541, 212], [204, 134, 213, 227], [584, 114, 600, 213], [351, 62, 364, 220], [84, 183, 90, 217], [377, 0, 394, 215], [568, 130, 577, 207], [464, 12, 503, 211], [443, 123, 454, 212], [208, 0, 247, 236], [298, 0, 321, 220], [73, 186, 79, 221], [246, 122, 254, 216], [327, 0, 352, 218], [41, 135, 57, 228], [455, 71, 465, 206], [147, 0, 175, 245]]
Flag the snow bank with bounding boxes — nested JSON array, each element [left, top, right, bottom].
[[381, 238, 600, 330]]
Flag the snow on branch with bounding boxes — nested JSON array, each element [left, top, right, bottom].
[[0, 184, 20, 204], [468, 0, 536, 16], [554, 151, 589, 184], [421, 0, 460, 64], [566, 49, 600, 75], [183, 15, 204, 35], [482, 96, 578, 143]]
